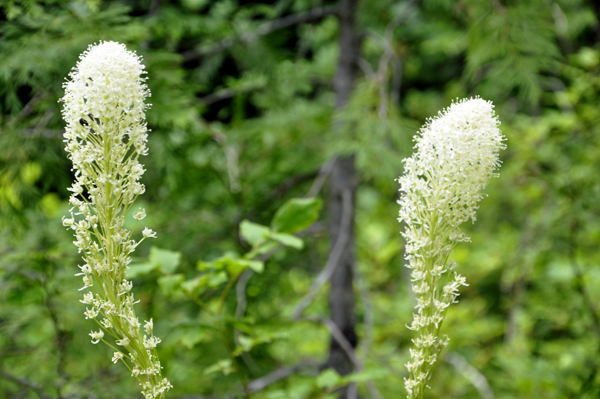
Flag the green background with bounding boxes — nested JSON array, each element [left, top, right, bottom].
[[1, 0, 600, 398]]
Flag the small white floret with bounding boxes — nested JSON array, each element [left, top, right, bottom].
[[133, 208, 146, 220], [89, 330, 104, 344], [112, 352, 124, 364], [142, 227, 157, 238]]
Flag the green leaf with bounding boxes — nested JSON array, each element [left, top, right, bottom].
[[271, 197, 322, 234], [209, 254, 264, 274], [181, 275, 209, 296], [270, 232, 304, 249], [316, 368, 342, 389], [244, 259, 264, 273], [197, 260, 217, 271], [228, 257, 264, 273], [228, 258, 265, 274], [246, 241, 278, 259], [240, 220, 271, 246], [232, 330, 288, 356], [211, 254, 241, 274], [238, 335, 254, 351], [149, 247, 182, 274], [127, 263, 157, 278], [179, 328, 207, 349], [158, 274, 184, 296], [204, 359, 234, 376], [208, 271, 228, 287], [228, 320, 255, 334], [341, 368, 391, 384]]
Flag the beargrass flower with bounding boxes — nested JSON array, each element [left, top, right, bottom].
[[61, 41, 171, 399], [398, 98, 505, 398]]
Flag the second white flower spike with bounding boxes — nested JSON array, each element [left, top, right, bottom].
[[398, 97, 505, 399]]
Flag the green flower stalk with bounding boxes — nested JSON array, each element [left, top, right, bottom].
[[61, 41, 172, 399], [398, 98, 505, 398]]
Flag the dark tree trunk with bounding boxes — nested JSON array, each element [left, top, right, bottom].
[[326, 0, 362, 396]]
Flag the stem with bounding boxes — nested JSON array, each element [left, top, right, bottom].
[[219, 328, 252, 399], [183, 290, 215, 317], [315, 387, 335, 399], [218, 270, 243, 314]]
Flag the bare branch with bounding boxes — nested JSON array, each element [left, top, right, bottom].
[[31, 108, 55, 136], [347, 382, 358, 399], [268, 170, 320, 203], [390, 56, 402, 106], [248, 361, 319, 392], [0, 370, 51, 399], [571, 258, 600, 335], [503, 212, 551, 345], [305, 160, 334, 198], [7, 128, 64, 139], [384, 0, 420, 44], [235, 269, 254, 319], [357, 57, 376, 80], [207, 125, 241, 193], [568, 220, 600, 336], [307, 317, 360, 367], [304, 317, 383, 399], [291, 189, 352, 320], [351, 263, 385, 399], [353, 265, 374, 368], [377, 0, 420, 118], [43, 279, 69, 398], [8, 91, 45, 127], [489, 0, 506, 13], [147, 0, 161, 17], [199, 88, 237, 106], [183, 6, 338, 62], [445, 352, 496, 399]]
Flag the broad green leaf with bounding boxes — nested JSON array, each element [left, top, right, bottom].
[[271, 197, 322, 234], [208, 254, 264, 274], [181, 275, 209, 296], [244, 259, 264, 273], [197, 260, 217, 271], [179, 329, 206, 349], [158, 274, 184, 296], [127, 263, 157, 278], [270, 232, 304, 249], [341, 368, 390, 384], [238, 335, 254, 352], [149, 247, 181, 274], [227, 257, 264, 274], [239, 220, 270, 246], [316, 368, 342, 389], [203, 359, 234, 376], [228, 320, 255, 334], [233, 330, 288, 356], [207, 271, 228, 287], [246, 241, 278, 259]]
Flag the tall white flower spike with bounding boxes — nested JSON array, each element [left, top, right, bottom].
[[398, 97, 505, 399], [61, 41, 171, 399]]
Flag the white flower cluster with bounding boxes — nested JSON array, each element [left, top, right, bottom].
[[61, 41, 170, 399], [398, 98, 505, 398]]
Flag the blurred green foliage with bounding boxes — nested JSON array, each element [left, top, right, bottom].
[[1, 0, 600, 398]]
